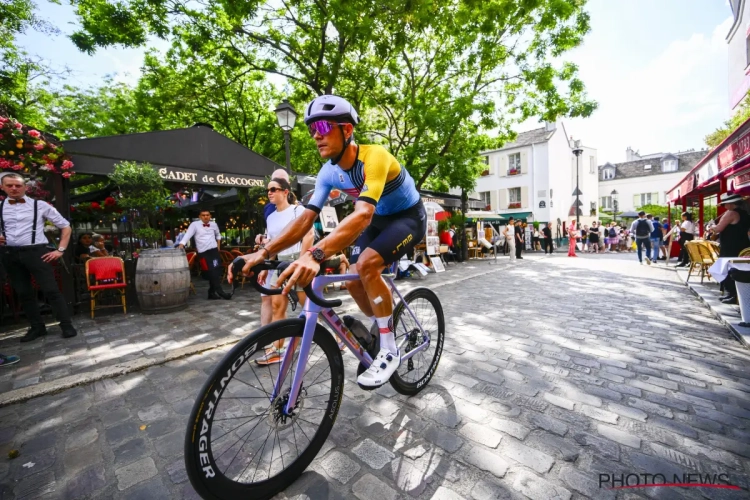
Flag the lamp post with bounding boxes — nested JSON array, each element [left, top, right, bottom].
[[274, 99, 298, 174], [572, 141, 583, 226], [611, 189, 619, 223]]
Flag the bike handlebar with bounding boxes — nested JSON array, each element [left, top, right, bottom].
[[232, 257, 343, 309]]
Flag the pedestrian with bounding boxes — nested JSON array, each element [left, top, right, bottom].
[[647, 214, 662, 262], [607, 222, 619, 252], [542, 222, 553, 254], [567, 221, 577, 257], [676, 212, 696, 268], [505, 217, 516, 260], [630, 211, 654, 265], [515, 220, 524, 259], [707, 193, 750, 304], [580, 225, 588, 252], [256, 177, 315, 365], [588, 221, 601, 253], [533, 227, 540, 251], [0, 173, 77, 342], [178, 209, 231, 300], [659, 218, 670, 260]]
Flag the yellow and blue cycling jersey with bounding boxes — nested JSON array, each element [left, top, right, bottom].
[[306, 145, 420, 216]]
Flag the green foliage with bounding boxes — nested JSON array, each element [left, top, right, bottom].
[[135, 227, 161, 244], [67, 0, 597, 191], [706, 91, 750, 148], [108, 161, 168, 228]]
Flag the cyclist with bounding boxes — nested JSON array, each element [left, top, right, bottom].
[[230, 95, 426, 388]]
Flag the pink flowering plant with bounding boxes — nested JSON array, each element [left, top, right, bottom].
[[0, 116, 75, 185]]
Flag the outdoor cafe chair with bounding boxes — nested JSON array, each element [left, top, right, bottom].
[[684, 241, 713, 284], [85, 257, 127, 319]]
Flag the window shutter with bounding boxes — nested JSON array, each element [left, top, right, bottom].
[[499, 155, 508, 177], [490, 190, 498, 210], [652, 192, 659, 204], [520, 151, 529, 174], [521, 186, 529, 208], [488, 156, 495, 175], [633, 194, 640, 208], [499, 189, 508, 209]]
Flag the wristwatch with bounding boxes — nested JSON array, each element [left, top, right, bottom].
[[307, 247, 326, 263], [57, 247, 66, 252]]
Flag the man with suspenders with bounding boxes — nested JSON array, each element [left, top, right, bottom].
[[0, 173, 77, 341]]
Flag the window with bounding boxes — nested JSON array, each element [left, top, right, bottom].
[[480, 156, 490, 176], [508, 187, 521, 208], [479, 191, 491, 209], [662, 159, 678, 172], [644, 164, 652, 171], [508, 153, 521, 175], [589, 156, 595, 174], [590, 202, 596, 216], [601, 196, 612, 209], [635, 192, 658, 207], [602, 168, 615, 180]]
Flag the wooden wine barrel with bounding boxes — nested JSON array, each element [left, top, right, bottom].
[[135, 248, 191, 314]]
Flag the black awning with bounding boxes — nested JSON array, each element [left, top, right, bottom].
[[419, 189, 484, 209], [63, 125, 283, 188]]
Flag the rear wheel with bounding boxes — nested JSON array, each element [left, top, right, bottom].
[[184, 319, 344, 500], [389, 288, 445, 396]]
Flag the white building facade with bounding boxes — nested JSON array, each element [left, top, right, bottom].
[[727, 0, 750, 111], [473, 122, 598, 225], [598, 149, 708, 214]]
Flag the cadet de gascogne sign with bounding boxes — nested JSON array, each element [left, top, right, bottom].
[[157, 166, 265, 188]]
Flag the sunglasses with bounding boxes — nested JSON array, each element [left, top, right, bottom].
[[267, 187, 285, 193], [307, 120, 345, 137]]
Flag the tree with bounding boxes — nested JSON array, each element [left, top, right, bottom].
[[0, 0, 66, 126], [108, 161, 169, 243], [68, 0, 596, 191], [706, 91, 750, 148]]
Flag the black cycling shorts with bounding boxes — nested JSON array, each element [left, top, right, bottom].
[[350, 201, 426, 266]]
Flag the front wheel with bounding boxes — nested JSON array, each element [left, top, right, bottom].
[[184, 319, 344, 500], [389, 287, 445, 396]]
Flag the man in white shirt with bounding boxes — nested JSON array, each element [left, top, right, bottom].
[[0, 173, 77, 341], [178, 209, 231, 300]]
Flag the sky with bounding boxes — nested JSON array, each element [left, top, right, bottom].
[[19, 0, 734, 165]]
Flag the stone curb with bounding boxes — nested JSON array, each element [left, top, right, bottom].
[[678, 269, 750, 349], [0, 261, 510, 406]]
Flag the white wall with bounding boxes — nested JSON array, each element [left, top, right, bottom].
[[473, 144, 535, 215], [727, 1, 750, 111], [598, 173, 684, 213]]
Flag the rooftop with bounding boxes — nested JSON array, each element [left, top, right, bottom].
[[599, 150, 708, 180], [480, 126, 556, 154]]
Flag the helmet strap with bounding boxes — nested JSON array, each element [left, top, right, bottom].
[[331, 125, 352, 165]]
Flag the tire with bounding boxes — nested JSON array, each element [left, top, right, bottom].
[[185, 319, 344, 500], [389, 287, 445, 396]]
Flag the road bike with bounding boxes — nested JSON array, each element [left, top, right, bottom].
[[184, 259, 445, 499]]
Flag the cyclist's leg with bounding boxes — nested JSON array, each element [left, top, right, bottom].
[[347, 226, 381, 319]]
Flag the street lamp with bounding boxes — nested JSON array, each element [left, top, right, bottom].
[[572, 141, 583, 226], [274, 99, 298, 174], [611, 189, 619, 223]]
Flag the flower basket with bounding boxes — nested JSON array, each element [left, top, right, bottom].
[[508, 202, 521, 209], [508, 169, 520, 176], [0, 116, 75, 197]]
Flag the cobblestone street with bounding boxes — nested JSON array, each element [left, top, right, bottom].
[[1, 253, 749, 499]]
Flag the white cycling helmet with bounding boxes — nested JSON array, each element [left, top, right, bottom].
[[304, 95, 360, 126]]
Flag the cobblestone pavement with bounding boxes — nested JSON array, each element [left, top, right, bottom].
[[0, 263, 485, 397], [1, 254, 750, 499]]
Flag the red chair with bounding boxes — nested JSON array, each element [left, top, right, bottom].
[[85, 257, 127, 319]]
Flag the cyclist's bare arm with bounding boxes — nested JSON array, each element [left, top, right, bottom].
[[274, 202, 375, 293]]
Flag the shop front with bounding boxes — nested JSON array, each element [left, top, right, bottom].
[[667, 116, 750, 236]]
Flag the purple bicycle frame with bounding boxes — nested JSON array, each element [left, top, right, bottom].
[[271, 271, 431, 415]]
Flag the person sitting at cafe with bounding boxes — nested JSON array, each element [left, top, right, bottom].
[[75, 233, 94, 263], [0, 172, 77, 341], [707, 193, 750, 305], [91, 234, 109, 257]]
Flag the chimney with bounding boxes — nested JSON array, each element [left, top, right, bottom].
[[545, 122, 557, 132]]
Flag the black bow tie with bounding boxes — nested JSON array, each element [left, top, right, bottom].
[[8, 199, 25, 205], [203, 223, 210, 227]]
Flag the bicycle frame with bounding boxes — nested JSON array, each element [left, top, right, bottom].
[[271, 271, 432, 415]]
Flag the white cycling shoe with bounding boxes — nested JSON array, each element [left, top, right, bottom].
[[357, 348, 401, 388]]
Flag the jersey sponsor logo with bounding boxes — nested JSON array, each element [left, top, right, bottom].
[[351, 245, 361, 256], [362, 184, 369, 192], [339, 173, 345, 183], [394, 234, 413, 254]]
